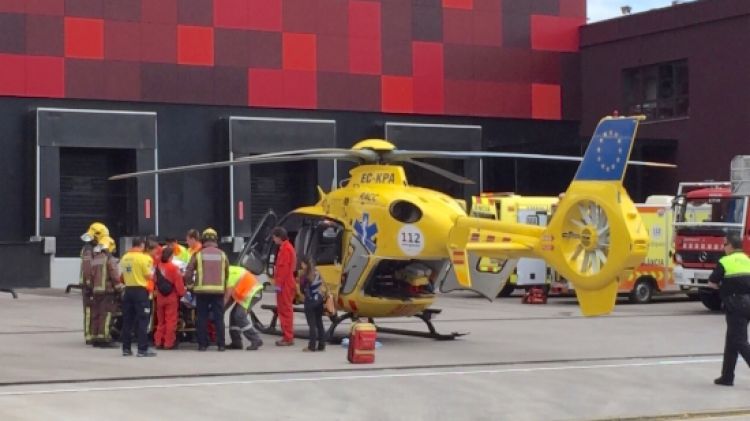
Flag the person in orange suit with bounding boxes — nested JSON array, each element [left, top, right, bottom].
[[272, 227, 297, 346], [154, 247, 186, 350]]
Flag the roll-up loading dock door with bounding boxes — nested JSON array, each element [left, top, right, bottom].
[[228, 117, 336, 237], [58, 148, 136, 257], [36, 108, 157, 256], [384, 122, 483, 203]]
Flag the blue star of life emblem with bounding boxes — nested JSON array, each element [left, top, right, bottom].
[[354, 213, 378, 253]]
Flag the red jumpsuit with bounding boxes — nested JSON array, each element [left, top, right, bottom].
[[154, 260, 186, 348], [275, 240, 297, 342]]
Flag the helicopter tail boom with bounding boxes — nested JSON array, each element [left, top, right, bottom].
[[446, 116, 651, 316]]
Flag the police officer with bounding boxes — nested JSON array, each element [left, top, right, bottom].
[[708, 233, 750, 386], [184, 228, 229, 351], [80, 222, 110, 345], [120, 237, 157, 357], [89, 236, 120, 347]]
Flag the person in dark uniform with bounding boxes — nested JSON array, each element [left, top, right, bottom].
[[708, 233, 750, 386], [184, 228, 229, 352]]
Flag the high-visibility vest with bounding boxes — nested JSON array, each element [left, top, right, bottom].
[[227, 266, 262, 309], [720, 252, 750, 278], [175, 244, 191, 264], [194, 247, 227, 294]]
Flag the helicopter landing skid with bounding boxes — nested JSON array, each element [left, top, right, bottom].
[[249, 304, 353, 343], [367, 309, 466, 341], [251, 304, 464, 342]]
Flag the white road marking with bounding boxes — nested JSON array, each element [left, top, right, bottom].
[[0, 358, 721, 397]]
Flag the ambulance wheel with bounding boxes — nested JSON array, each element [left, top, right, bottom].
[[629, 278, 655, 304], [497, 282, 515, 297]]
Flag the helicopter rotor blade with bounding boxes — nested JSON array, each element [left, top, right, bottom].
[[387, 150, 676, 169], [109, 150, 375, 181], [402, 158, 475, 185]]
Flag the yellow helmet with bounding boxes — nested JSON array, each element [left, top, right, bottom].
[[81, 222, 109, 243], [95, 236, 116, 254], [201, 228, 218, 242]]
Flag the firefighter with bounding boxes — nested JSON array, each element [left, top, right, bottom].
[[272, 226, 296, 346], [184, 228, 229, 352], [120, 237, 157, 357], [88, 236, 121, 347], [225, 266, 264, 350], [80, 222, 109, 345], [709, 233, 750, 386]]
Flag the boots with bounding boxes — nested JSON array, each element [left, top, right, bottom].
[[714, 376, 734, 386], [246, 340, 263, 351], [244, 330, 263, 351]]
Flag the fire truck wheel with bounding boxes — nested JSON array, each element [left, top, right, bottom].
[[698, 288, 723, 311], [497, 281, 515, 297], [629, 278, 655, 304]]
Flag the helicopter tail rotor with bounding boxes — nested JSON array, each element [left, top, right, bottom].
[[535, 116, 650, 315]]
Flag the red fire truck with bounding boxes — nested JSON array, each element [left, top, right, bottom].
[[672, 156, 750, 310]]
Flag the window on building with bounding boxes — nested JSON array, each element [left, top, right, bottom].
[[623, 60, 689, 120]]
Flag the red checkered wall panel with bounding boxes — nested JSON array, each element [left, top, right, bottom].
[[0, 0, 585, 119]]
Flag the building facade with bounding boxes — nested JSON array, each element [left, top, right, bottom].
[[580, 0, 750, 198], [1, 0, 587, 287]]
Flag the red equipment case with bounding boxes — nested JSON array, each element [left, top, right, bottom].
[[347, 322, 377, 364]]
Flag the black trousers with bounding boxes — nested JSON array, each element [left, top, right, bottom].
[[196, 293, 225, 348], [121, 287, 151, 353], [721, 311, 750, 380], [304, 301, 326, 350]]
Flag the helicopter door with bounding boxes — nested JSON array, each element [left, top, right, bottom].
[[310, 222, 344, 294], [237, 210, 277, 276], [340, 234, 370, 295]]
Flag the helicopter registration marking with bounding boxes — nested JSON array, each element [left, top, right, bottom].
[[360, 172, 396, 184], [398, 225, 424, 256]]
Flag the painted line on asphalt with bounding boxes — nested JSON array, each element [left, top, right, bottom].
[[0, 357, 722, 397]]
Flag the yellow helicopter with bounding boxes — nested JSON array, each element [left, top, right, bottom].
[[111, 116, 672, 340]]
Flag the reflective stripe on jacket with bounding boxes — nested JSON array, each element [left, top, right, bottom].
[[91, 253, 119, 293], [194, 245, 228, 294]]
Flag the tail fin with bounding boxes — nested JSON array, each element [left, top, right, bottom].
[[537, 116, 649, 315]]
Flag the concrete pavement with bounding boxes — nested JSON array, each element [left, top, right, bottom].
[[0, 290, 748, 420]]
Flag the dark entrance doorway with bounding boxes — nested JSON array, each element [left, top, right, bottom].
[[249, 161, 317, 228], [58, 148, 137, 257]]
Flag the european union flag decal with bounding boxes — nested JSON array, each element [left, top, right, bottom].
[[574, 118, 638, 181]]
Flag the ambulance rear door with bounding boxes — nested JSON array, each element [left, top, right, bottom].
[[515, 209, 549, 286]]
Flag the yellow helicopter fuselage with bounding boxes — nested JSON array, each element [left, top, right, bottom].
[[294, 164, 466, 318]]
